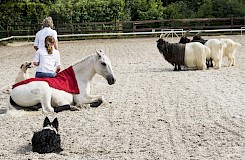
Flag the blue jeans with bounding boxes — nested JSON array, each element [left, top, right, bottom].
[[35, 72, 56, 78]]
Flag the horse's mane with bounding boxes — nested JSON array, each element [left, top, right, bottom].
[[73, 54, 96, 66]]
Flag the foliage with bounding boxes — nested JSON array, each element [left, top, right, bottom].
[[163, 1, 193, 19], [195, 0, 245, 18], [0, 0, 244, 37], [0, 1, 48, 30], [129, 0, 165, 20]]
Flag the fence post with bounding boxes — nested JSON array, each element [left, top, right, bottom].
[[133, 23, 136, 32], [56, 20, 59, 34], [6, 23, 9, 37], [231, 16, 234, 33]]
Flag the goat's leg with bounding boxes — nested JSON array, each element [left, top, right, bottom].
[[206, 60, 209, 68], [202, 62, 207, 70], [173, 64, 178, 71], [210, 59, 213, 67], [206, 59, 213, 68], [232, 57, 235, 66], [177, 64, 181, 71], [228, 55, 235, 66], [227, 57, 233, 67]]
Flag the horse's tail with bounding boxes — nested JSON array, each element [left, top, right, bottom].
[[5, 96, 41, 117], [2, 86, 12, 94]]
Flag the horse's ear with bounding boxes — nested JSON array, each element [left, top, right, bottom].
[[43, 116, 51, 127], [96, 50, 102, 59], [52, 118, 59, 131]]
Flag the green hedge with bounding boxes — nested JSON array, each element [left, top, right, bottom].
[[0, 0, 244, 37]]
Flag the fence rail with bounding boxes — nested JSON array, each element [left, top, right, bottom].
[[1, 28, 245, 43], [1, 17, 244, 39]]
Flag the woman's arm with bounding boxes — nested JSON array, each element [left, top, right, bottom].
[[34, 46, 38, 51], [33, 62, 39, 66], [56, 66, 61, 73], [54, 40, 58, 50]]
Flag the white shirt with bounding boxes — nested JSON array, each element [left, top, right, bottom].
[[33, 48, 61, 73], [34, 27, 58, 49]]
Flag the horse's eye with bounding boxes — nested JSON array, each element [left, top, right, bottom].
[[101, 62, 106, 66]]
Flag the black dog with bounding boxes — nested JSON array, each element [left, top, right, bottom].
[[32, 117, 63, 154]]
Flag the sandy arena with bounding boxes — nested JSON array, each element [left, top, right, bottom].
[[0, 35, 245, 159]]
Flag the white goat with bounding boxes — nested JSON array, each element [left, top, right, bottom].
[[220, 38, 241, 66], [204, 39, 227, 69]]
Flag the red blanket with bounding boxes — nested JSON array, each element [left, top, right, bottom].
[[13, 66, 80, 94]]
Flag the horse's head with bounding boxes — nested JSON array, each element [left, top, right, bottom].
[[94, 50, 116, 85]]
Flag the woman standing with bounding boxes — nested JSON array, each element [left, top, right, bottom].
[[34, 17, 58, 51], [33, 36, 61, 78]]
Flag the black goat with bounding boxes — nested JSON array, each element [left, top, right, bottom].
[[157, 38, 185, 71]]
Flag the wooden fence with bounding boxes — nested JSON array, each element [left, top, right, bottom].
[[1, 17, 245, 38]]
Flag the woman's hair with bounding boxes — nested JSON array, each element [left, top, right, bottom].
[[45, 36, 55, 54], [42, 16, 54, 28]]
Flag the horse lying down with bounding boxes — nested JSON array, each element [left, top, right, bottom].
[[8, 50, 116, 113], [157, 34, 211, 71]]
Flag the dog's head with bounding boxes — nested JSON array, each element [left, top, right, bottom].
[[43, 117, 59, 133], [20, 61, 32, 72], [32, 116, 62, 154]]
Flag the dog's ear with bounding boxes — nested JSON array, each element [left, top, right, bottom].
[[20, 64, 24, 69], [52, 118, 59, 131], [43, 116, 51, 127]]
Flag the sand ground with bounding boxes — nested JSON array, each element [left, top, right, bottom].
[[0, 35, 245, 159]]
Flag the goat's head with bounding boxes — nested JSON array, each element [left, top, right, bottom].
[[179, 30, 191, 44], [179, 36, 191, 44], [192, 31, 204, 41], [157, 38, 168, 54]]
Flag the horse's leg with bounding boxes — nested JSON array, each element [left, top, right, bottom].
[[7, 96, 18, 113], [54, 105, 71, 113], [51, 89, 77, 112], [40, 88, 54, 113], [75, 94, 105, 107]]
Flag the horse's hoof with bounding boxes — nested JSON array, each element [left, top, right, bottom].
[[90, 100, 103, 107], [70, 106, 79, 111]]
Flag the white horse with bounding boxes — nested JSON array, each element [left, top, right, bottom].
[[8, 50, 116, 113]]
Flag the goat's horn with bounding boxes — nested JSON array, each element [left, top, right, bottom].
[[183, 29, 191, 37], [160, 33, 164, 39], [196, 31, 202, 36]]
